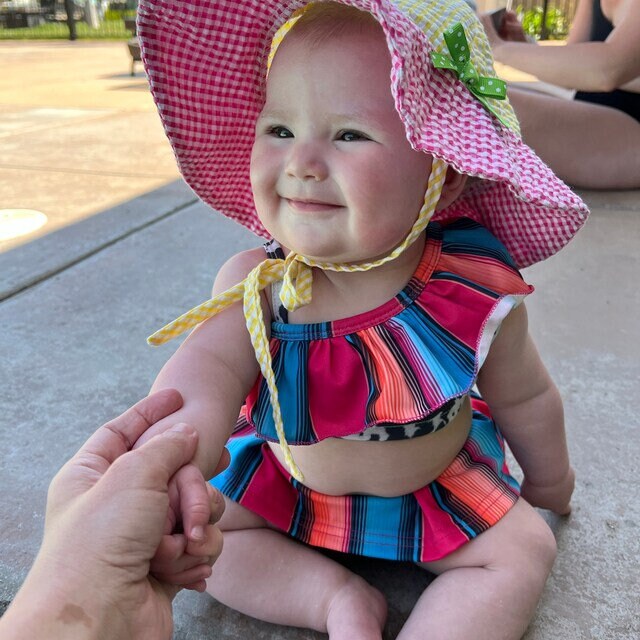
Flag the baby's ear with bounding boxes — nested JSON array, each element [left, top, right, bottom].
[[436, 167, 468, 210]]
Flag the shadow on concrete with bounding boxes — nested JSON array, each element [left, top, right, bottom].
[[0, 179, 196, 301]]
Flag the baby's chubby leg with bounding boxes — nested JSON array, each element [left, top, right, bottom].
[[206, 498, 387, 639], [398, 499, 557, 640]]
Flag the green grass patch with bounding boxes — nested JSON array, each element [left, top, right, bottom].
[[515, 4, 572, 40], [0, 20, 129, 40], [103, 8, 136, 21]]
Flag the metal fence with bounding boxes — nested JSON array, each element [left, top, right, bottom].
[[1, 0, 577, 41], [0, 0, 137, 39]]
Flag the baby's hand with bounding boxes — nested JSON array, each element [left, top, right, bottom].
[[150, 467, 225, 592], [520, 467, 575, 515]]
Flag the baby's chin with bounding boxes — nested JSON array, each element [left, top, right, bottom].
[[279, 236, 359, 262], [265, 227, 405, 265], [289, 245, 399, 265], [272, 237, 347, 263]]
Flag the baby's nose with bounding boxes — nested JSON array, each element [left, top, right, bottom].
[[285, 144, 328, 181]]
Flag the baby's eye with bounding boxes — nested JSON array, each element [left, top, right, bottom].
[[337, 130, 369, 142], [267, 125, 293, 138]]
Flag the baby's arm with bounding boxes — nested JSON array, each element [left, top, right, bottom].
[[476, 302, 574, 514], [139, 249, 265, 474], [134, 249, 268, 557]]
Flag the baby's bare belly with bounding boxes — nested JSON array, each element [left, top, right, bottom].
[[268, 397, 472, 497]]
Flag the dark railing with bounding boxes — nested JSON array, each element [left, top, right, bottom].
[[1, 1, 578, 41], [0, 0, 137, 40]]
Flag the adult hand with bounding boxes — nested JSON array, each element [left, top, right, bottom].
[[500, 10, 529, 42], [480, 11, 504, 49], [1, 389, 224, 640], [481, 10, 529, 49]]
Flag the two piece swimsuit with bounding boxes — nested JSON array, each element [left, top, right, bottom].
[[210, 218, 532, 562]]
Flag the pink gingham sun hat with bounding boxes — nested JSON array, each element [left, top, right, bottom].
[[138, 0, 588, 269]]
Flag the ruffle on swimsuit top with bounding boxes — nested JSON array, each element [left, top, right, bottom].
[[241, 218, 534, 445]]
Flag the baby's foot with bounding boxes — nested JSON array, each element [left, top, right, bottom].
[[326, 575, 387, 640]]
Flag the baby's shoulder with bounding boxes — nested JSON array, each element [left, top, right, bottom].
[[212, 246, 268, 296]]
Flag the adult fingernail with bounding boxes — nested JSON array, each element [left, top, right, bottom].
[[169, 423, 195, 436], [191, 526, 204, 541]]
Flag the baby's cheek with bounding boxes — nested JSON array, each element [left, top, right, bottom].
[[360, 223, 402, 256], [251, 146, 280, 192], [250, 137, 273, 174], [249, 147, 263, 188]]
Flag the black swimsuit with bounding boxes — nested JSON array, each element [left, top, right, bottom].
[[573, 0, 640, 122]]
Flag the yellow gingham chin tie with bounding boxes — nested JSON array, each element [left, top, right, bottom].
[[148, 159, 448, 481]]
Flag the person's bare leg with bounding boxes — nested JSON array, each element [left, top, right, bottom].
[[509, 87, 640, 189], [397, 499, 557, 640], [206, 498, 387, 638]]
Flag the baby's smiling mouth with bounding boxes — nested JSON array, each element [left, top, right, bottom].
[[284, 198, 341, 212]]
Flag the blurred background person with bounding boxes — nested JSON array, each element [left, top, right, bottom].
[[482, 0, 640, 189]]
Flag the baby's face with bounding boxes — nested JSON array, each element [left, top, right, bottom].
[[251, 22, 433, 263]]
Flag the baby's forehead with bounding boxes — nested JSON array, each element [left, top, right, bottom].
[[264, 33, 394, 116], [269, 18, 390, 78], [269, 4, 389, 67]]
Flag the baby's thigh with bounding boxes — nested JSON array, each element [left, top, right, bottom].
[[418, 498, 557, 576], [218, 496, 269, 532]]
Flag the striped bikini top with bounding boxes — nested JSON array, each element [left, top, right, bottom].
[[240, 218, 533, 446]]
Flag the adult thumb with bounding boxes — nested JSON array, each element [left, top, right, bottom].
[[110, 424, 200, 489]]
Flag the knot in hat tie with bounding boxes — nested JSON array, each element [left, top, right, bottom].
[[148, 159, 449, 481], [430, 23, 508, 125]]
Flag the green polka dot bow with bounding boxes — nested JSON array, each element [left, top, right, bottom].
[[430, 22, 508, 126]]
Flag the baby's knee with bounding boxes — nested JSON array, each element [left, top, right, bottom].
[[515, 513, 557, 579], [537, 522, 558, 570]]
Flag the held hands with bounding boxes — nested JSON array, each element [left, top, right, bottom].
[[33, 390, 224, 640], [149, 463, 226, 592], [520, 466, 576, 515], [129, 404, 231, 593]]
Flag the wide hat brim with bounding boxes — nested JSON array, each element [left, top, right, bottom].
[[138, 0, 588, 268]]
